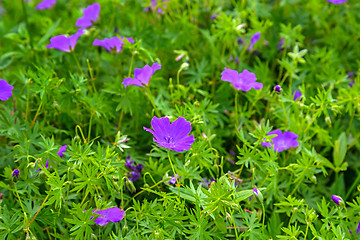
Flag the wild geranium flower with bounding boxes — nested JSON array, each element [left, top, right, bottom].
[[292, 90, 302, 101], [261, 129, 299, 152], [221, 68, 263, 91], [253, 188, 263, 202], [199, 178, 215, 188], [326, 0, 347, 4], [46, 29, 84, 52], [145, 0, 169, 14], [0, 79, 14, 101], [36, 0, 56, 10], [93, 36, 134, 53], [331, 195, 344, 206], [274, 85, 282, 93], [94, 207, 125, 226], [278, 38, 285, 52], [248, 32, 260, 51], [75, 3, 100, 29], [122, 63, 161, 88], [12, 169, 20, 178], [143, 116, 195, 152], [124, 156, 143, 182], [169, 174, 179, 185]]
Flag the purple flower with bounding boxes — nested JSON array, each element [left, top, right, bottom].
[[143, 116, 195, 152], [210, 14, 217, 20], [124, 156, 143, 182], [237, 37, 244, 45], [57, 145, 67, 158], [221, 67, 263, 91], [12, 169, 19, 178], [75, 3, 100, 29], [169, 174, 178, 184], [199, 178, 215, 188], [36, 0, 56, 10], [46, 29, 84, 52], [248, 32, 261, 51], [253, 188, 263, 202], [146, 0, 169, 14], [356, 222, 360, 234], [274, 85, 282, 93], [326, 0, 347, 4], [93, 36, 134, 53], [93, 207, 125, 226], [253, 188, 259, 195], [122, 63, 161, 88], [331, 195, 344, 206], [278, 38, 285, 52], [0, 79, 14, 101], [261, 129, 299, 152], [292, 90, 302, 101]]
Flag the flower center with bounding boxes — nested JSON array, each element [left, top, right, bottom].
[[164, 136, 173, 143]]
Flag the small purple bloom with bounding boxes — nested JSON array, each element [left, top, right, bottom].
[[169, 174, 178, 184], [292, 90, 302, 101], [147, 0, 169, 14], [0, 79, 14, 101], [237, 37, 244, 45], [221, 67, 263, 91], [93, 37, 124, 53], [261, 129, 299, 152], [210, 14, 217, 20], [357, 222, 360, 234], [57, 145, 67, 158], [93, 36, 134, 53], [248, 32, 261, 51], [326, 0, 347, 4], [129, 171, 141, 182], [125, 156, 143, 183], [278, 38, 285, 52], [253, 188, 259, 195], [274, 85, 282, 93], [331, 195, 343, 206], [122, 63, 161, 88], [36, 0, 56, 10], [143, 116, 195, 152], [46, 29, 84, 52], [94, 207, 125, 226], [12, 169, 19, 178], [75, 3, 100, 29]]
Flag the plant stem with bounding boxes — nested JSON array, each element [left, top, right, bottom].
[[261, 202, 266, 234], [21, 0, 34, 49], [128, 52, 135, 77], [167, 150, 181, 202], [145, 86, 161, 117], [30, 101, 43, 129], [80, 190, 90, 206], [234, 90, 239, 131], [71, 51, 84, 76], [29, 192, 50, 227], [230, 209, 239, 239]]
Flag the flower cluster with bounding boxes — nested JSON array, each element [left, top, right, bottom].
[[124, 156, 143, 182]]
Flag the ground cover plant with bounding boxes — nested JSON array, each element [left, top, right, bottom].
[[0, 0, 359, 239]]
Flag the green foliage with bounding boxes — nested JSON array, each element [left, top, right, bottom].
[[0, 0, 359, 239]]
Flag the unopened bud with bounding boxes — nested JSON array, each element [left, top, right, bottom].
[[253, 188, 263, 202]]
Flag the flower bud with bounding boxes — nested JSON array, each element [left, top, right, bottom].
[[331, 195, 345, 207], [253, 188, 263, 202], [274, 85, 282, 93]]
